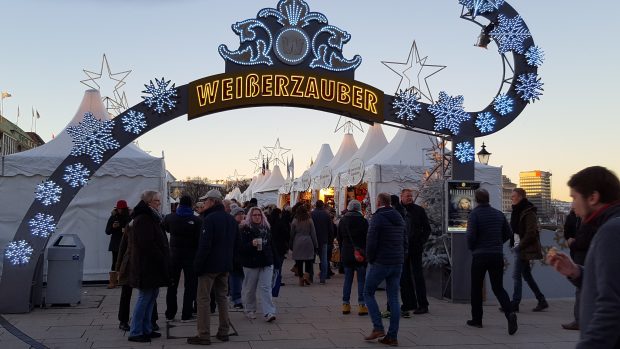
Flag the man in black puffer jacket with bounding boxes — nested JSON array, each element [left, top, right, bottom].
[[362, 193, 407, 347]]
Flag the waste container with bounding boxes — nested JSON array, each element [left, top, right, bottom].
[[45, 234, 85, 305]]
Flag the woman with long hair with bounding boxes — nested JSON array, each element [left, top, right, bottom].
[[239, 207, 277, 322], [105, 200, 131, 289], [289, 205, 318, 286]]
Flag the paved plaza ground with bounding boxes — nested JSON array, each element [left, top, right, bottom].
[[0, 259, 579, 349]]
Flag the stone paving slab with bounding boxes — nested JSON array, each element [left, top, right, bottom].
[[0, 258, 580, 348]]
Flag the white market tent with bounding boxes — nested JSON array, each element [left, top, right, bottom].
[[241, 176, 258, 202], [0, 90, 168, 280], [291, 143, 333, 205], [225, 187, 242, 202], [312, 133, 358, 190], [254, 164, 286, 207]]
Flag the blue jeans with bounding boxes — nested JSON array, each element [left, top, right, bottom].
[[343, 265, 366, 305], [129, 288, 159, 337], [364, 263, 402, 339], [512, 252, 545, 304], [242, 266, 276, 315], [319, 244, 329, 283], [228, 271, 244, 305]]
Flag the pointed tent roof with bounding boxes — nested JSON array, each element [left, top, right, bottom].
[[252, 169, 271, 192], [367, 128, 435, 167], [254, 164, 285, 193], [307, 144, 334, 177], [336, 124, 388, 174], [2, 89, 162, 177], [326, 133, 358, 173]]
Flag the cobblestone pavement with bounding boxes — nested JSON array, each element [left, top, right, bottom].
[[0, 259, 579, 348]]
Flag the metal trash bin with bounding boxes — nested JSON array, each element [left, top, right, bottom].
[[45, 234, 85, 306]]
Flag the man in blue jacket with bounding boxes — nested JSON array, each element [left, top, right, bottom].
[[363, 193, 407, 347], [188, 189, 240, 346]]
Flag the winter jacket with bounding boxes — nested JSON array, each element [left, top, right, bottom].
[[366, 206, 407, 265], [402, 202, 431, 256], [194, 204, 240, 275], [105, 209, 130, 252], [290, 218, 318, 261], [270, 216, 290, 259], [116, 223, 131, 284], [337, 211, 368, 267], [163, 205, 202, 255], [311, 208, 334, 246], [466, 203, 511, 255], [127, 200, 170, 289], [511, 199, 543, 260], [239, 224, 274, 268]]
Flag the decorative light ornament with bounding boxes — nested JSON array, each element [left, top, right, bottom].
[[80, 54, 132, 117], [475, 112, 496, 133], [525, 45, 545, 67], [428, 91, 471, 135], [493, 93, 514, 116], [34, 180, 62, 206], [249, 149, 264, 174], [121, 110, 147, 134], [515, 73, 544, 102], [459, 0, 505, 17], [67, 112, 120, 164], [264, 138, 291, 167], [28, 213, 56, 238], [309, 25, 362, 72], [4, 240, 34, 266], [218, 19, 274, 66], [489, 14, 531, 54], [393, 89, 422, 121], [455, 141, 475, 163], [142, 77, 178, 114], [63, 163, 90, 188]]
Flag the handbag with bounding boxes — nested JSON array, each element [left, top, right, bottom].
[[345, 220, 365, 263]]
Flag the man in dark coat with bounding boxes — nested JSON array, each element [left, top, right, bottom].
[[163, 195, 202, 322], [509, 188, 548, 312], [127, 191, 170, 343], [188, 189, 240, 346], [363, 193, 407, 347], [400, 189, 431, 315], [549, 166, 620, 348], [311, 200, 334, 284], [466, 189, 518, 335]]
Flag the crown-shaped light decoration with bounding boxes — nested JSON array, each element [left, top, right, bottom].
[[219, 0, 361, 73]]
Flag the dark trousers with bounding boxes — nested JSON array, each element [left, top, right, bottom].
[[165, 251, 197, 320], [295, 260, 314, 280], [410, 253, 429, 308], [512, 256, 545, 304], [111, 251, 118, 271], [471, 254, 512, 323], [399, 257, 416, 311], [118, 285, 158, 324]]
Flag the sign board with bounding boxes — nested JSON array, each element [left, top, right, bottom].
[[300, 171, 312, 191], [319, 167, 333, 188], [446, 180, 480, 233], [347, 158, 365, 186]]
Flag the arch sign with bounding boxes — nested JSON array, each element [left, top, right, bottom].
[[0, 0, 542, 313]]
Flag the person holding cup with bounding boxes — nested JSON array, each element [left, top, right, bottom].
[[239, 206, 277, 322]]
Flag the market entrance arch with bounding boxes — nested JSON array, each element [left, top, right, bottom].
[[0, 0, 542, 313]]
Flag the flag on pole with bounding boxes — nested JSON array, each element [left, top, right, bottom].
[[36, 110, 41, 119], [1, 91, 11, 99]]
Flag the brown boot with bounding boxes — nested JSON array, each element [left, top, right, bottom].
[[107, 271, 118, 289], [303, 272, 312, 285], [298, 277, 305, 286]]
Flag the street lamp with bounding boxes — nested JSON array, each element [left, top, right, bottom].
[[477, 142, 491, 165]]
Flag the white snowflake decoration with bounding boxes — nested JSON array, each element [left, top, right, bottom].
[[525, 45, 545, 67], [455, 141, 475, 163], [4, 240, 34, 265], [428, 91, 471, 135], [493, 93, 514, 116], [63, 163, 90, 188], [489, 14, 531, 54], [393, 89, 422, 121], [28, 213, 56, 238], [67, 112, 120, 164], [475, 112, 496, 133], [516, 73, 544, 102], [142, 77, 178, 114], [121, 110, 147, 134], [459, 0, 504, 16], [35, 180, 62, 206]]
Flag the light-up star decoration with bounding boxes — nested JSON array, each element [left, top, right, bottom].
[[459, 0, 505, 18], [382, 41, 446, 104], [249, 149, 264, 174], [81, 54, 132, 116], [334, 116, 364, 134], [264, 138, 291, 167], [227, 169, 245, 184]]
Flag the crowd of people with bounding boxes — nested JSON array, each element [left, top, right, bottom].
[[102, 165, 620, 348]]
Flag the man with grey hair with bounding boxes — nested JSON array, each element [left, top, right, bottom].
[[188, 189, 240, 345], [363, 193, 407, 346]]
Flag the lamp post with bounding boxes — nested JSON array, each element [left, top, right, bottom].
[[477, 142, 491, 165]]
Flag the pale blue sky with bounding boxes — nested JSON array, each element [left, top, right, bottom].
[[1, 0, 619, 201]]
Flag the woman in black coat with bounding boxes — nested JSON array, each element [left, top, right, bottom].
[[337, 200, 369, 316], [105, 200, 131, 288]]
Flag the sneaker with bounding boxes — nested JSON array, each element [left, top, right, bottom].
[[128, 335, 151, 343], [507, 312, 518, 335], [265, 313, 276, 322], [342, 303, 351, 314], [118, 322, 130, 331], [358, 304, 368, 316], [466, 320, 483, 328], [245, 311, 257, 320], [533, 300, 549, 312], [401, 310, 411, 318], [381, 310, 391, 318], [187, 336, 211, 345], [216, 333, 229, 342], [561, 321, 579, 331], [233, 303, 244, 310]]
